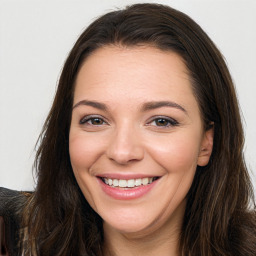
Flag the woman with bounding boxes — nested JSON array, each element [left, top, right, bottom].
[[1, 3, 255, 256]]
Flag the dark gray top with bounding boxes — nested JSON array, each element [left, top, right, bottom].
[[0, 187, 28, 256]]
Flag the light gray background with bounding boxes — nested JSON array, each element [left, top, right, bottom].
[[0, 0, 255, 192]]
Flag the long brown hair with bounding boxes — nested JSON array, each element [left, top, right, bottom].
[[20, 3, 256, 256]]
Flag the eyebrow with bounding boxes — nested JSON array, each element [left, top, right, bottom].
[[72, 99, 187, 114], [72, 100, 108, 110], [141, 101, 187, 114]]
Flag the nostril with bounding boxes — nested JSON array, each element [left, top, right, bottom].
[[107, 148, 145, 165]]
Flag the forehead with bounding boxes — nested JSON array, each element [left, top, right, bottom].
[[74, 46, 197, 111]]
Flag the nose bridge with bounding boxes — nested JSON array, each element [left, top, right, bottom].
[[106, 121, 144, 164]]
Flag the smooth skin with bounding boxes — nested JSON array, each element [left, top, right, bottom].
[[69, 46, 214, 256]]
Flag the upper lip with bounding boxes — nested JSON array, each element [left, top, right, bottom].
[[96, 173, 160, 180]]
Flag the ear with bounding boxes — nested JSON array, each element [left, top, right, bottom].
[[197, 125, 214, 167]]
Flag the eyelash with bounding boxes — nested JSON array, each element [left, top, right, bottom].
[[79, 115, 179, 128], [146, 116, 179, 128], [79, 115, 108, 126]]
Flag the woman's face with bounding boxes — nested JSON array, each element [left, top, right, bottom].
[[69, 46, 213, 236]]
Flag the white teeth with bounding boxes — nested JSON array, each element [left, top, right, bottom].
[[113, 179, 119, 187], [102, 177, 157, 188], [127, 179, 135, 187], [119, 180, 127, 187], [135, 179, 142, 186], [142, 177, 149, 185]]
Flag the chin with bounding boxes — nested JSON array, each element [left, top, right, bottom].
[[101, 198, 187, 238], [101, 207, 168, 236], [104, 219, 155, 236], [101, 208, 152, 232]]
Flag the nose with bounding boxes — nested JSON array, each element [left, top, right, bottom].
[[106, 125, 144, 165]]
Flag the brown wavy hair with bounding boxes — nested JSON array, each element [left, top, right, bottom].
[[20, 3, 256, 256]]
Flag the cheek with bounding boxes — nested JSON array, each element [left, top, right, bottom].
[[147, 132, 201, 173], [69, 135, 89, 170], [69, 133, 101, 210], [69, 133, 104, 171]]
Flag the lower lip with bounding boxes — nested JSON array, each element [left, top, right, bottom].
[[98, 178, 158, 200]]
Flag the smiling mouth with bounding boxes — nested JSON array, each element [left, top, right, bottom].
[[100, 177, 159, 189]]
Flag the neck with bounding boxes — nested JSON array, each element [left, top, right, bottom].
[[103, 201, 185, 256]]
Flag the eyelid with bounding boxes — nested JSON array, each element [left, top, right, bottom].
[[79, 114, 109, 125], [78, 114, 179, 128], [146, 115, 179, 127]]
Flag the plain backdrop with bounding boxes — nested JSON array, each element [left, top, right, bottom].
[[0, 0, 255, 192]]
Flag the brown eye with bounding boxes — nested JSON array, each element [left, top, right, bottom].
[[90, 118, 104, 125], [155, 118, 170, 126], [80, 116, 107, 126], [147, 116, 179, 128]]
